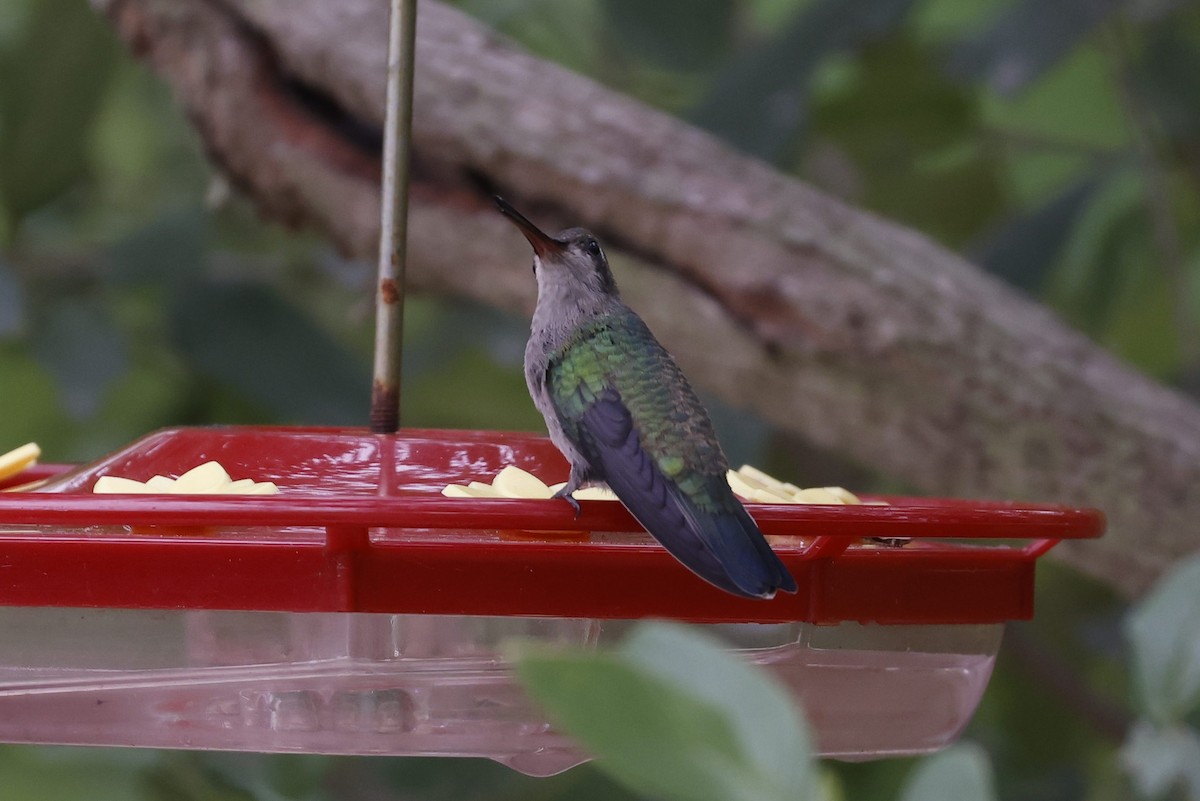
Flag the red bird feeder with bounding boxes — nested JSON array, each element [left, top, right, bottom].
[[0, 426, 1102, 774]]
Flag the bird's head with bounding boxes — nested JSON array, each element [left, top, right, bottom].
[[495, 196, 617, 297]]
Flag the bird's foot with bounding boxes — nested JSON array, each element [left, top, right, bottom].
[[552, 486, 582, 518]]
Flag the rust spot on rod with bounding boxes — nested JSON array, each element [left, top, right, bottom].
[[380, 278, 400, 304]]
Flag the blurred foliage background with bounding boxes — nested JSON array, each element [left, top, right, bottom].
[[1, 0, 1198, 798]]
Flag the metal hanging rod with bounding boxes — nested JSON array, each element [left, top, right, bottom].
[[370, 0, 418, 434]]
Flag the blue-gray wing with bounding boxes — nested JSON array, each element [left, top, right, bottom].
[[577, 391, 796, 599]]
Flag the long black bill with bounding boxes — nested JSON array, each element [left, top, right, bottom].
[[494, 196, 565, 258]]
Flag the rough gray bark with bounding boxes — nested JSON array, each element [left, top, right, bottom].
[[100, 0, 1200, 597]]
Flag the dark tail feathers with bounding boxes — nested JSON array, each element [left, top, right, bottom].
[[670, 488, 798, 598]]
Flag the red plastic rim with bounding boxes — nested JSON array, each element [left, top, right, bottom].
[[0, 427, 1104, 624]]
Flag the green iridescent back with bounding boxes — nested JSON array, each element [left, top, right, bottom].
[[545, 308, 733, 509]]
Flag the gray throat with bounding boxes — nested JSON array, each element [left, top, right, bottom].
[[528, 266, 621, 355]]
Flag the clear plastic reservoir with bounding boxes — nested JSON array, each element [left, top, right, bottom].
[[0, 608, 1000, 776]]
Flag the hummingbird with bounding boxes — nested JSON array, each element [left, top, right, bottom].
[[496, 197, 797, 599]]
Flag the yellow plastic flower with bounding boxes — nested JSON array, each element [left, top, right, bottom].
[[443, 463, 875, 505], [0, 442, 40, 485], [93, 461, 278, 495], [442, 465, 616, 500]]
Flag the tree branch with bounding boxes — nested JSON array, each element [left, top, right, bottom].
[[98, 0, 1200, 597]]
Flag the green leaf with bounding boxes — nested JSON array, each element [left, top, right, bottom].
[[974, 172, 1107, 293], [815, 36, 977, 157], [811, 36, 1005, 245], [944, 0, 1117, 96], [1103, 258, 1182, 378], [0, 345, 72, 455], [0, 745, 157, 801], [978, 44, 1130, 167], [374, 755, 644, 801], [1125, 554, 1200, 724], [601, 0, 735, 71], [898, 743, 997, 801], [512, 622, 816, 801], [620, 622, 814, 796], [1121, 722, 1200, 801], [193, 753, 331, 801], [0, 255, 25, 336], [1047, 168, 1146, 332], [67, 360, 191, 461], [403, 348, 545, 431], [515, 651, 752, 801], [106, 208, 210, 287], [1136, 28, 1200, 143], [169, 282, 370, 425], [462, 0, 606, 78], [0, 0, 118, 225], [144, 751, 260, 801], [1191, 248, 1200, 333], [30, 296, 129, 419], [0, 0, 34, 50], [1135, 26, 1200, 190], [689, 0, 914, 162]]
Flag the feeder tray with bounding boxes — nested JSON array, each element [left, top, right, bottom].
[[0, 426, 1103, 775]]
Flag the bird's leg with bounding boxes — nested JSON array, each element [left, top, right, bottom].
[[552, 465, 586, 518]]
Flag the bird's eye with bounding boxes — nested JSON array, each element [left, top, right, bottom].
[[582, 238, 602, 256]]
